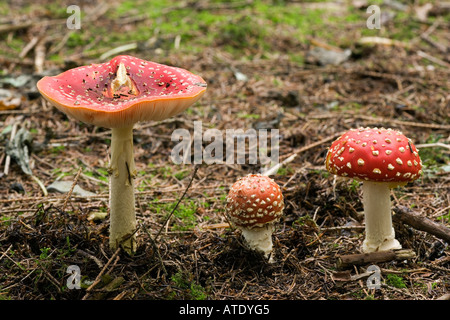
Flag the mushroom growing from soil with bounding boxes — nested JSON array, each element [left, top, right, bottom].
[[325, 127, 422, 253], [37, 55, 207, 254], [226, 174, 285, 261]]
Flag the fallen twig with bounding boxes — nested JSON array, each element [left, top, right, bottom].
[[336, 249, 416, 269], [358, 36, 411, 48], [99, 43, 138, 60], [0, 184, 226, 206], [76, 249, 103, 269], [393, 205, 450, 243], [30, 174, 48, 197], [0, 22, 32, 34], [153, 164, 200, 242], [19, 36, 40, 59], [262, 132, 343, 176], [62, 167, 83, 212], [417, 50, 450, 69], [34, 36, 47, 74], [3, 121, 19, 176], [82, 246, 121, 300], [309, 113, 450, 131], [414, 142, 450, 150]]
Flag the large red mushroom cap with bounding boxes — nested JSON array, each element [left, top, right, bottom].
[[37, 55, 207, 128], [226, 174, 284, 228], [325, 127, 422, 186]]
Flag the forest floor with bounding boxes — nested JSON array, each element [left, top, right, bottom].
[[0, 0, 449, 301]]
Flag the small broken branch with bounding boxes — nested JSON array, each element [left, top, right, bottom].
[[82, 246, 121, 300], [437, 293, 450, 300], [3, 121, 19, 176], [99, 43, 138, 60], [358, 36, 411, 48], [336, 249, 416, 269], [62, 167, 83, 212], [262, 132, 343, 176], [393, 205, 450, 244], [34, 37, 47, 74], [0, 22, 33, 34], [153, 164, 199, 242], [417, 50, 450, 69]]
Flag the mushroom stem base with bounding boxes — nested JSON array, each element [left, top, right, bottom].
[[240, 224, 275, 261], [361, 181, 401, 253], [109, 126, 137, 254]]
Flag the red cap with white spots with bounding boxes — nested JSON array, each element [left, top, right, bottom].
[[226, 174, 284, 228], [37, 55, 207, 128], [325, 127, 422, 185]]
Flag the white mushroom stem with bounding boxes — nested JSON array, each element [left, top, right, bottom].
[[361, 181, 402, 253], [240, 224, 275, 262], [109, 125, 137, 253]]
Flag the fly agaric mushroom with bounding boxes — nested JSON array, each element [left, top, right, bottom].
[[325, 127, 422, 253], [37, 55, 206, 254], [226, 174, 285, 260]]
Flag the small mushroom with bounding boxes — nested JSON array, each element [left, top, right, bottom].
[[37, 55, 207, 254], [325, 127, 422, 253], [226, 174, 285, 261]]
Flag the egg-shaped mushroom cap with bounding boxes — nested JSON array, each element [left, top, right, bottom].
[[226, 174, 285, 229], [37, 55, 207, 128], [325, 127, 422, 186]]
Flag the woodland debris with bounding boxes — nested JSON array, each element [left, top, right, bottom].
[[4, 124, 47, 195], [415, 3, 433, 21], [417, 50, 450, 69], [262, 132, 343, 176], [47, 180, 96, 198], [0, 89, 24, 110], [0, 22, 32, 34], [357, 36, 411, 48], [306, 47, 352, 66], [34, 37, 47, 74], [336, 249, 416, 269], [393, 205, 450, 244], [331, 269, 375, 282]]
